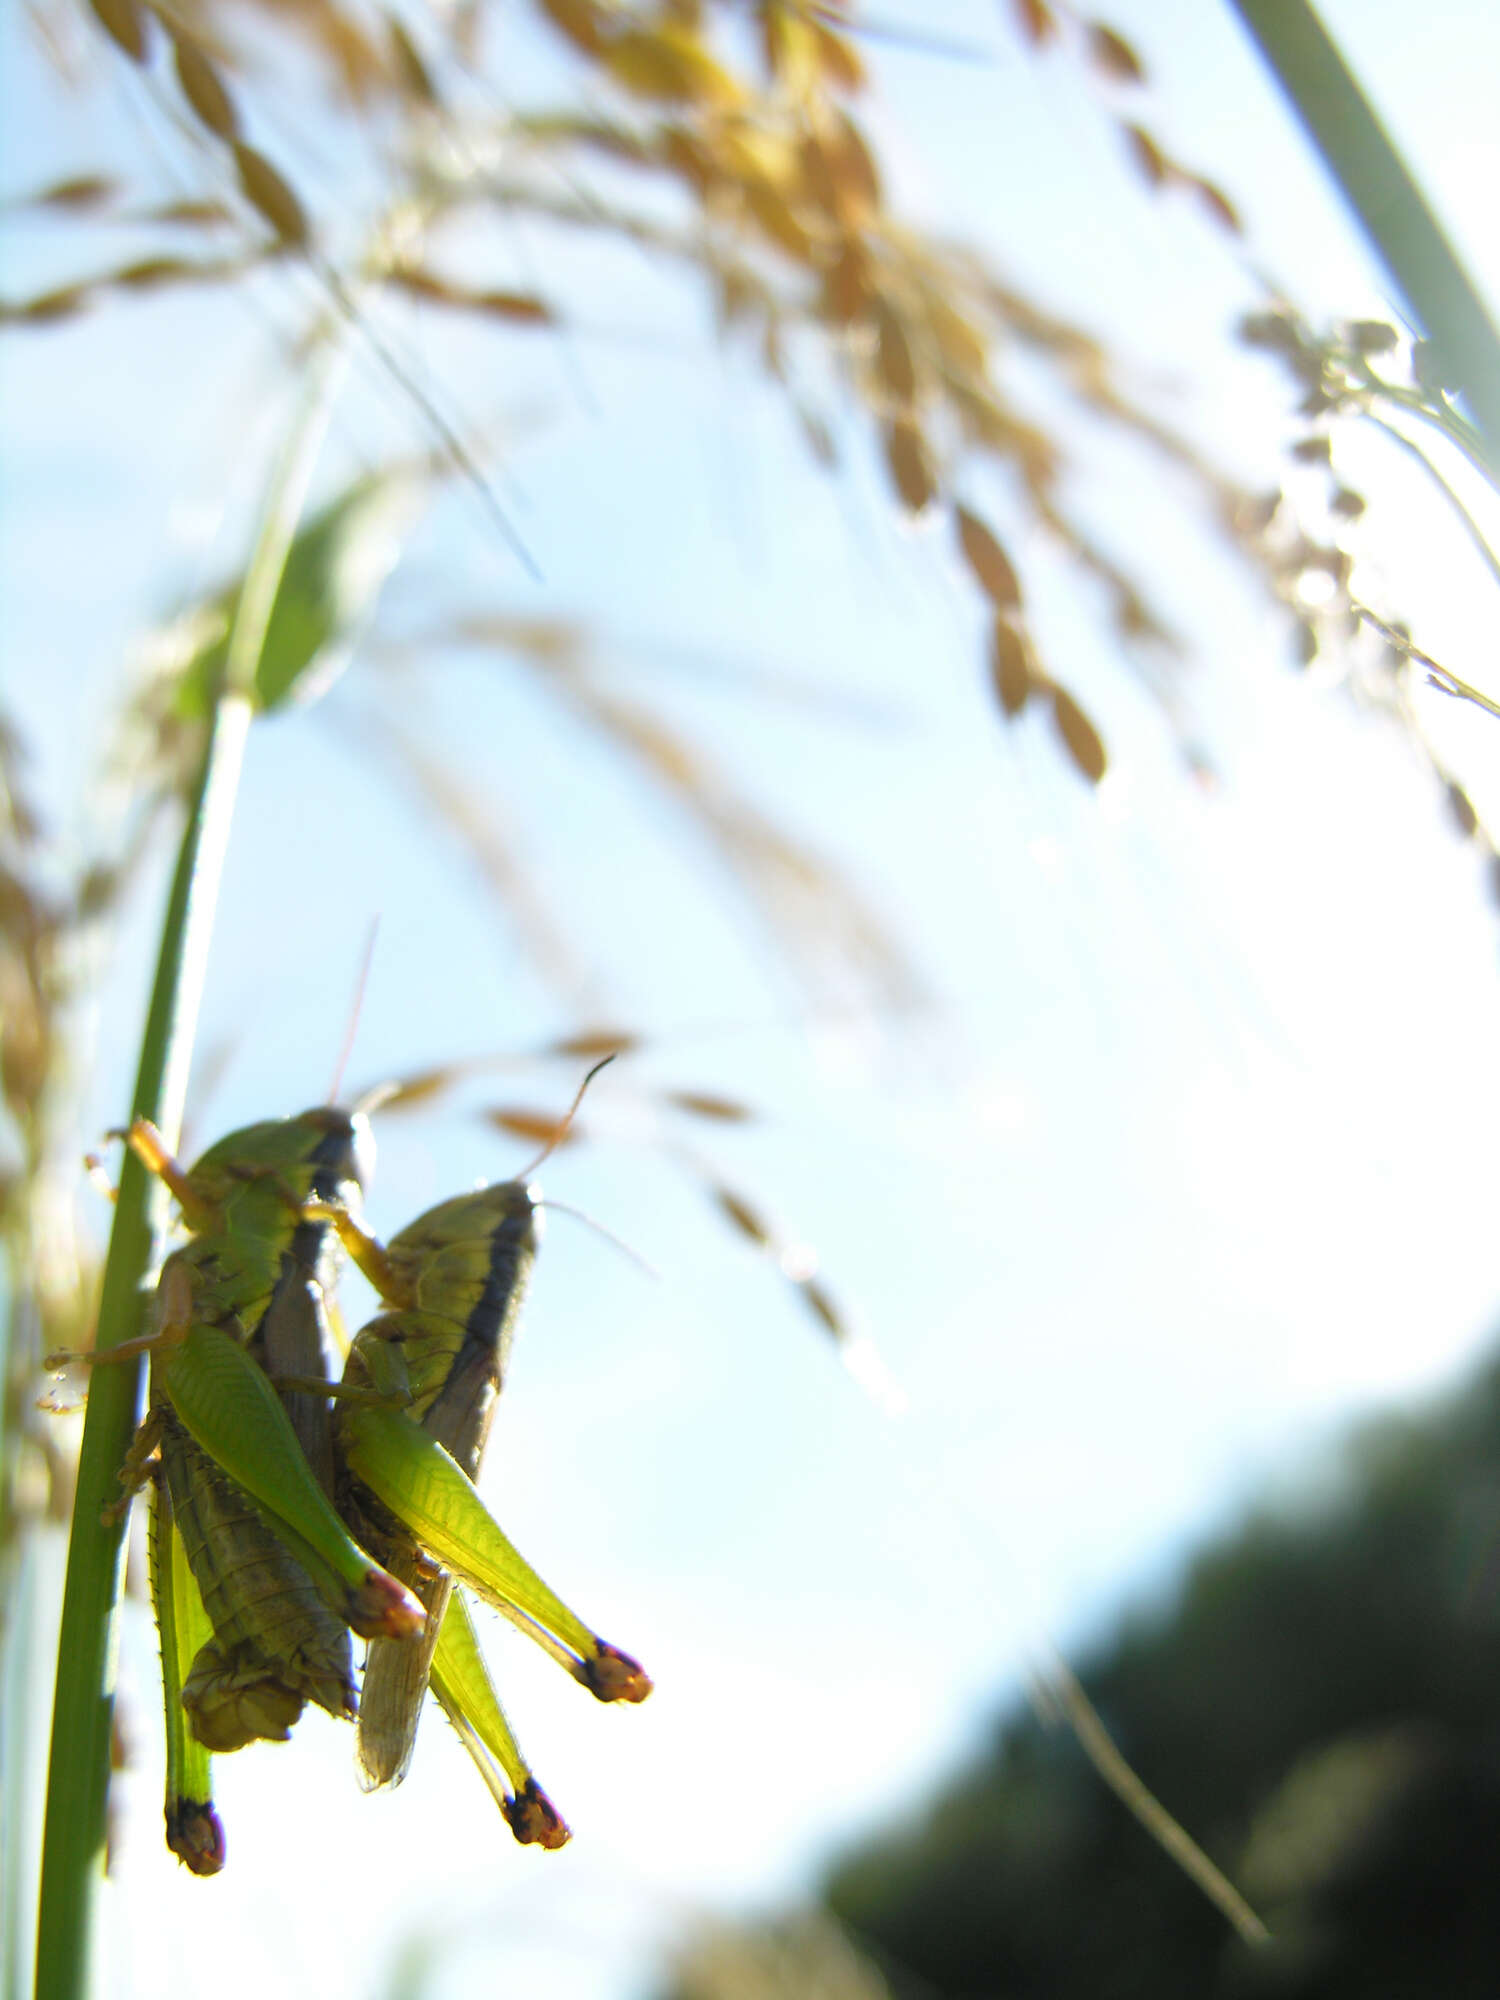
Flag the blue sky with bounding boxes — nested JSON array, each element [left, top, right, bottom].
[[6, 4, 1500, 1995]]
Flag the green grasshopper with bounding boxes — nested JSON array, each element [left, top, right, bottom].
[[302, 1069, 651, 1841], [61, 1107, 427, 1872]]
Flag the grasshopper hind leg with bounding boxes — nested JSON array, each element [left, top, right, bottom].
[[148, 1472, 226, 1875]]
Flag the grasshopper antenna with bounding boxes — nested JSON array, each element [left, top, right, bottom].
[[535, 1199, 659, 1280], [328, 918, 380, 1106], [514, 1054, 616, 1180], [521, 1055, 657, 1275]]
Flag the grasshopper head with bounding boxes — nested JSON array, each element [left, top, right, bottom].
[[386, 1180, 542, 1303]]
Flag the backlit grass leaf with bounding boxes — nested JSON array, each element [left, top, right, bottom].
[[762, 4, 820, 93], [367, 1064, 466, 1114], [4, 287, 93, 326], [88, 0, 149, 63], [1122, 122, 1167, 188], [1189, 174, 1241, 234], [110, 255, 244, 293], [481, 1108, 580, 1148], [989, 616, 1033, 717], [711, 1185, 774, 1249], [232, 143, 309, 246], [171, 30, 241, 141], [605, 28, 743, 109], [1051, 684, 1108, 784], [385, 267, 554, 322], [885, 419, 935, 513], [19, 175, 119, 212], [144, 198, 236, 228], [811, 20, 865, 93], [387, 13, 439, 106], [745, 182, 818, 264], [1011, 0, 1058, 45], [537, 0, 608, 57], [874, 298, 918, 404], [1446, 782, 1478, 839], [957, 507, 1021, 609], [822, 110, 880, 220], [546, 1029, 642, 1060], [463, 287, 555, 324], [925, 296, 987, 380], [171, 473, 420, 719], [1088, 21, 1144, 84], [820, 240, 871, 326], [799, 1276, 846, 1342], [662, 1091, 756, 1124]]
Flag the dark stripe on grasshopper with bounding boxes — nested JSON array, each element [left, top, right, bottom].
[[339, 1183, 540, 1790], [160, 1408, 357, 1748], [415, 1184, 538, 1467]]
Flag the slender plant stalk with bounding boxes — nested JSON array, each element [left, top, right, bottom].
[[32, 698, 251, 2000], [1360, 411, 1500, 597], [32, 360, 341, 2000], [1035, 1653, 1270, 1949], [1227, 0, 1500, 473]]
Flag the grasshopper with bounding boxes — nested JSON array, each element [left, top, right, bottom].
[[303, 1070, 651, 1839], [60, 1108, 427, 1871]]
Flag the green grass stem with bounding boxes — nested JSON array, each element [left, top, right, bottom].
[[31, 362, 340, 2000], [31, 695, 252, 2000], [1228, 0, 1500, 473]]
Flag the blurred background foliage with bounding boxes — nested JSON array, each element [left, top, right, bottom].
[[5, 1, 1500, 1995], [658, 1339, 1500, 1998]]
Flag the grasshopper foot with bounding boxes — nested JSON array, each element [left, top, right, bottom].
[[579, 1642, 652, 1704], [504, 1779, 571, 1850], [166, 1800, 226, 1877]]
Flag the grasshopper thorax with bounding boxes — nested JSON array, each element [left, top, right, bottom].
[[185, 1106, 374, 1216]]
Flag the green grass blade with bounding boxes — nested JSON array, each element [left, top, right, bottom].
[[1228, 0, 1500, 470], [34, 354, 343, 2000], [33, 687, 252, 2000]]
